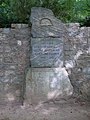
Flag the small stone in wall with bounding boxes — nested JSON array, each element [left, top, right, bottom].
[[17, 40, 22, 46]]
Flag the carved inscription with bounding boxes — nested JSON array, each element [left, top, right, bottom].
[[40, 18, 52, 26], [31, 38, 63, 67]]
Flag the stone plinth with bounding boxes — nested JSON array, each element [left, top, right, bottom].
[[26, 68, 73, 104]]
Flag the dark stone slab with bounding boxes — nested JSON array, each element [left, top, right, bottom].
[[31, 38, 63, 67], [30, 7, 67, 38]]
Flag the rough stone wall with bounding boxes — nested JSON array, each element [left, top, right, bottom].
[[65, 23, 90, 100], [0, 24, 30, 106], [0, 13, 90, 106], [65, 23, 89, 65]]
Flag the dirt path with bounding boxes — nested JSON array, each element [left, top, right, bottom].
[[0, 99, 90, 120]]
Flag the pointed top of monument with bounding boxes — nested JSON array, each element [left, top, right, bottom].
[[30, 7, 67, 38]]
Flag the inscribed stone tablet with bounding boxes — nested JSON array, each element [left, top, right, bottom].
[[30, 38, 63, 67]]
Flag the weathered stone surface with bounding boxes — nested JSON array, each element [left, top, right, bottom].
[[30, 7, 67, 38], [26, 68, 73, 104], [30, 7, 69, 68], [65, 24, 90, 101], [0, 83, 21, 105], [31, 38, 63, 67], [0, 8, 90, 107], [27, 7, 73, 105], [0, 24, 30, 105], [11, 24, 28, 29], [68, 53, 90, 101]]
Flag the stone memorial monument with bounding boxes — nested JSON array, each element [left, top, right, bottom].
[[26, 7, 73, 104]]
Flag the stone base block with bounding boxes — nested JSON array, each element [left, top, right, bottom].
[[26, 68, 73, 104]]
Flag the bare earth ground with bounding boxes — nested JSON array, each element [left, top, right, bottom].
[[0, 98, 90, 120]]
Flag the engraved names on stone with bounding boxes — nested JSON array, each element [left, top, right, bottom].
[[31, 38, 63, 67]]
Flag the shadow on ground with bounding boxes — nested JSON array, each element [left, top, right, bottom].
[[0, 98, 90, 120]]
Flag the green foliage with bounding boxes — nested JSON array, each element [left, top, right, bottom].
[[0, 0, 90, 27], [0, 0, 11, 27], [80, 16, 90, 27], [11, 0, 36, 23]]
